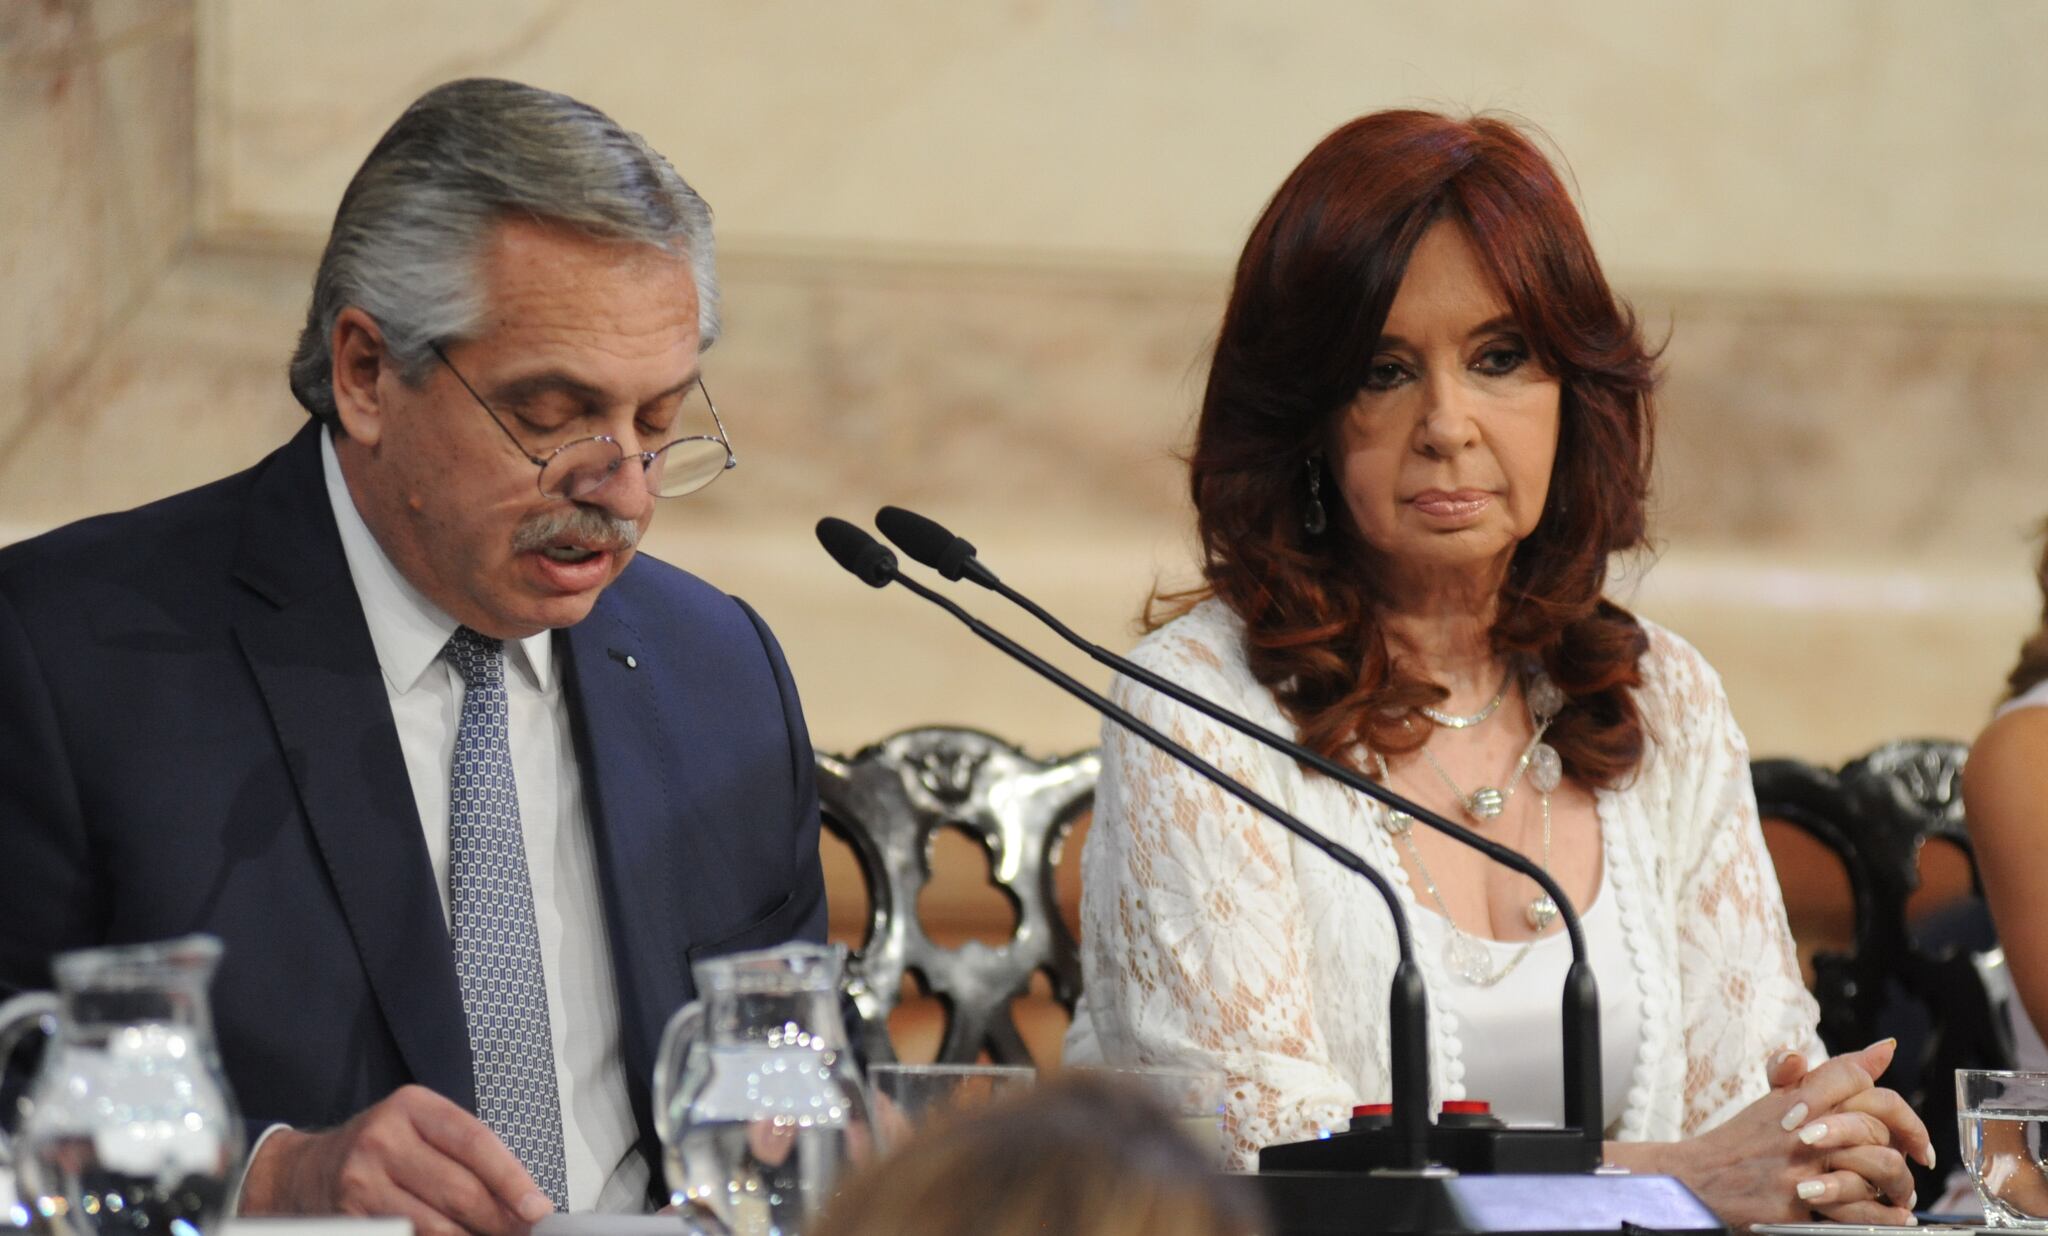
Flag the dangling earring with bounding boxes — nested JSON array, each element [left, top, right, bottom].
[[1303, 456, 1327, 536]]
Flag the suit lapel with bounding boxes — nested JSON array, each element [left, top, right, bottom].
[[230, 425, 476, 1108], [561, 596, 711, 1159]]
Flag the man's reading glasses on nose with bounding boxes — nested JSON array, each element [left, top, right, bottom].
[[430, 341, 737, 501]]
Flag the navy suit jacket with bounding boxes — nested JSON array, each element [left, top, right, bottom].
[[0, 421, 827, 1191]]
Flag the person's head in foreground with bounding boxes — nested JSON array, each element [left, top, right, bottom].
[[809, 1072, 1267, 1236]]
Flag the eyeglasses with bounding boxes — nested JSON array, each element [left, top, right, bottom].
[[430, 342, 737, 501]]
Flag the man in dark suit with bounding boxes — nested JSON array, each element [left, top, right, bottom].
[[0, 79, 825, 1230]]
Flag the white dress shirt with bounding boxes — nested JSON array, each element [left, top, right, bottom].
[[320, 428, 647, 1212]]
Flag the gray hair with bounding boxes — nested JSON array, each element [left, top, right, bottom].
[[288, 77, 720, 421]]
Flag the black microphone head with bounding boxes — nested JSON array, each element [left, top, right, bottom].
[[876, 505, 977, 582], [816, 517, 898, 588]]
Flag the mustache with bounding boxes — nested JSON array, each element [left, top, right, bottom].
[[512, 505, 642, 554]]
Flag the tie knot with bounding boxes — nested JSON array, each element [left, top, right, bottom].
[[444, 625, 504, 686]]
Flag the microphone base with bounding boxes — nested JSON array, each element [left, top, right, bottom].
[[1261, 1122, 1603, 1175], [1250, 1170, 1727, 1236]]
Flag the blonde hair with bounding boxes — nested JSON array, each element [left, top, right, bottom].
[[810, 1072, 1265, 1236]]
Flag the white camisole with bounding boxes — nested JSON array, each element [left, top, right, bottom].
[[1410, 880, 1644, 1131]]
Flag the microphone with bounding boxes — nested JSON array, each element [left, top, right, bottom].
[[815, 517, 1436, 1171], [875, 504, 997, 586], [818, 514, 900, 587], [873, 505, 1602, 1161]]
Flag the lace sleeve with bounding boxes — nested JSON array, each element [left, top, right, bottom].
[[1077, 637, 1358, 1167], [1650, 631, 1826, 1135]]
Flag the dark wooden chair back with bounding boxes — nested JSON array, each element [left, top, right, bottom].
[[1753, 739, 2011, 1195]]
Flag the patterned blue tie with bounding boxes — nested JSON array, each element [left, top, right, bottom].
[[445, 625, 569, 1210]]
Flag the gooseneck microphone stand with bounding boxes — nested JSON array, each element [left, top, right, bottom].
[[871, 504, 1602, 1156], [815, 517, 1435, 1170], [820, 514, 1726, 1236]]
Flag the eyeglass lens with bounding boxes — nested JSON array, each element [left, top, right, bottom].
[[539, 436, 732, 501], [534, 381, 732, 501]]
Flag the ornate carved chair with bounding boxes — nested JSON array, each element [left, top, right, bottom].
[[1753, 738, 2011, 1194], [817, 727, 1100, 1065]]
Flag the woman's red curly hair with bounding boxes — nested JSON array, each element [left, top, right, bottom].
[[1160, 110, 1658, 787]]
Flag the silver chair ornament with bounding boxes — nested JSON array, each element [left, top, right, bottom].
[[818, 727, 1099, 1065]]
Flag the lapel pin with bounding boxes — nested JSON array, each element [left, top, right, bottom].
[[608, 649, 639, 670]]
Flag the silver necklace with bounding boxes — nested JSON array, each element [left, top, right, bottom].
[[1413, 670, 1567, 820], [1418, 671, 1512, 730], [1375, 674, 1568, 985], [1413, 719, 1549, 821]]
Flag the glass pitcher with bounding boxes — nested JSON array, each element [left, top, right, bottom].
[[655, 941, 870, 1236], [0, 935, 243, 1236]]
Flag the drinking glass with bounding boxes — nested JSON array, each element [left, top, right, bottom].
[[865, 1063, 1037, 1152], [1958, 1068, 2048, 1227]]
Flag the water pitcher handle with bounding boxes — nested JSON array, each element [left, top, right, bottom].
[[653, 1000, 704, 1136], [0, 992, 60, 1167]]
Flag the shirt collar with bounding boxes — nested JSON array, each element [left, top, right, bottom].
[[321, 426, 552, 693]]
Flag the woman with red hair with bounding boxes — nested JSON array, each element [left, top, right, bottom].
[[1068, 110, 1928, 1226]]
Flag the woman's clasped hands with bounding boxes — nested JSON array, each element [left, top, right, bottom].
[[1609, 1038, 1934, 1230]]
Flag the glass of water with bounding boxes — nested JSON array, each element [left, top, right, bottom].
[[866, 1063, 1038, 1152], [1959, 1069, 2048, 1226]]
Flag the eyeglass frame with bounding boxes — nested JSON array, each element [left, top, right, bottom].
[[427, 340, 738, 500]]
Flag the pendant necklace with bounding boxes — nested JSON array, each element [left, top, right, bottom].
[[1374, 670, 1568, 985], [1411, 670, 1565, 821]]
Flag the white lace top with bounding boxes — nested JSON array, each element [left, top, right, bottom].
[[1066, 598, 1824, 1168]]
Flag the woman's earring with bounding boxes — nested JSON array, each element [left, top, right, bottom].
[[1303, 457, 1327, 536]]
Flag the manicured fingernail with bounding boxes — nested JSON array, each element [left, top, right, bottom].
[[1780, 1101, 1810, 1131], [1796, 1179, 1826, 1202], [1869, 1036, 1897, 1052], [1768, 1049, 1794, 1070], [1919, 1143, 1938, 1168], [519, 1192, 553, 1222], [1907, 1191, 1918, 1211], [1796, 1121, 1827, 1145]]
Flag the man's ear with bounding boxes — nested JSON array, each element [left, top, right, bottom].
[[331, 307, 393, 448]]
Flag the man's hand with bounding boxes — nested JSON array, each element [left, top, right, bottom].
[[239, 1085, 555, 1236]]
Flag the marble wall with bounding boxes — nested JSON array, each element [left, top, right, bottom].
[[196, 0, 2048, 299], [3, 1, 2044, 762], [0, 0, 194, 451]]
